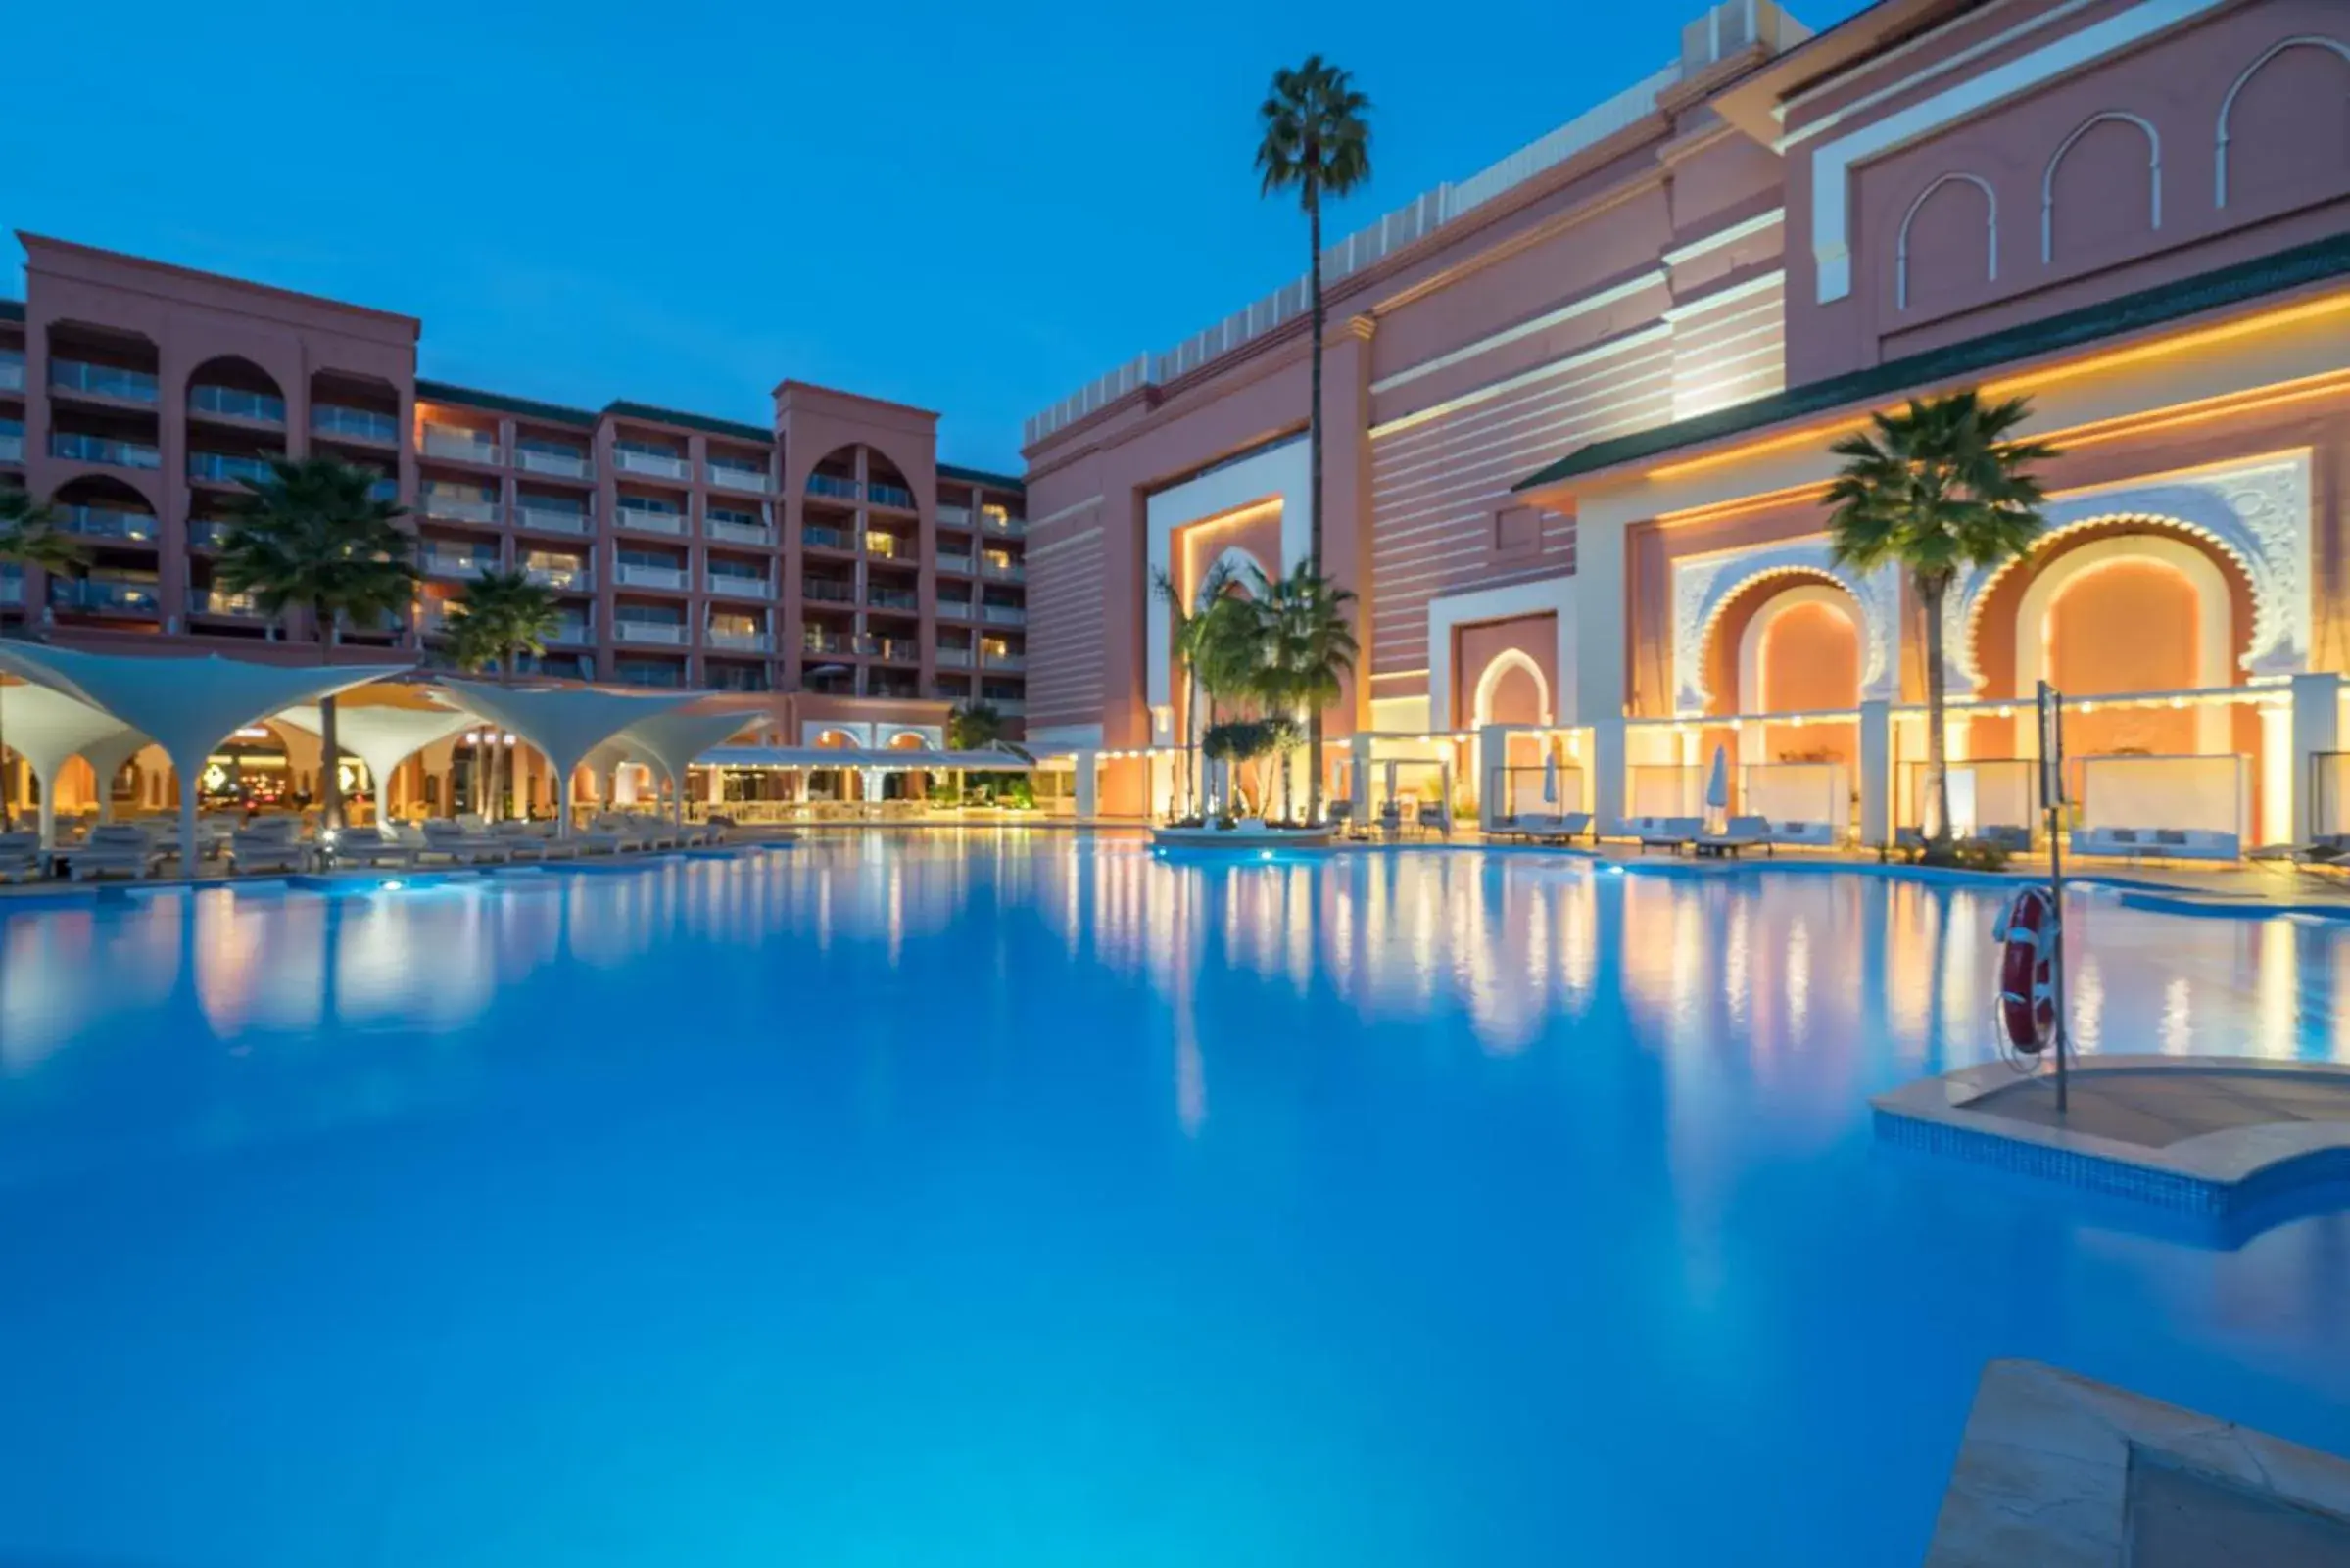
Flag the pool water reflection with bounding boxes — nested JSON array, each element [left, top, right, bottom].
[[0, 835, 2346, 1567]]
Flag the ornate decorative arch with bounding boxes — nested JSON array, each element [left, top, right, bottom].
[[1895, 172, 1997, 311], [2041, 111, 2161, 263], [1470, 647, 1551, 727], [1671, 539, 1899, 715], [1942, 452, 2312, 693], [2216, 35, 2350, 208]]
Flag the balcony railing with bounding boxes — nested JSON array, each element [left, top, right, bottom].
[[312, 404, 400, 444], [0, 570, 21, 605], [188, 520, 230, 550], [936, 552, 975, 575], [803, 631, 852, 655], [615, 506, 686, 536], [867, 588, 919, 611], [981, 559, 1027, 582], [57, 504, 159, 544], [868, 482, 915, 509], [866, 678, 921, 699], [612, 562, 688, 590], [524, 562, 592, 591], [613, 449, 690, 481], [197, 587, 263, 618], [802, 525, 853, 551], [935, 646, 973, 667], [936, 504, 972, 529], [53, 432, 161, 470], [614, 619, 688, 644], [419, 493, 502, 525], [806, 473, 859, 501], [190, 385, 286, 424], [704, 627, 772, 652], [982, 651, 1027, 671], [51, 578, 161, 616], [516, 448, 594, 480], [980, 510, 1026, 537], [984, 698, 1028, 717], [802, 579, 856, 604], [704, 664, 772, 692], [50, 360, 159, 403], [0, 433, 21, 465], [706, 463, 770, 494], [423, 552, 498, 580], [705, 516, 775, 546], [421, 427, 502, 465], [982, 604, 1026, 625], [705, 572, 771, 598], [616, 661, 688, 689], [188, 451, 277, 486], [856, 635, 920, 661], [864, 531, 909, 558], [546, 618, 596, 644], [515, 504, 593, 535], [936, 598, 972, 620], [0, 353, 23, 394]]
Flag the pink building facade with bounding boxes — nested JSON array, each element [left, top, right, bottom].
[[0, 235, 1029, 728], [1024, 0, 2350, 845]]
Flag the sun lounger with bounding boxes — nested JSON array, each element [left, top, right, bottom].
[[1768, 821, 1839, 849], [626, 813, 683, 850], [228, 818, 315, 875], [1632, 816, 1702, 854], [2071, 826, 2240, 863], [336, 825, 424, 870], [1696, 814, 1771, 857], [0, 831, 45, 885], [587, 814, 663, 853], [68, 823, 166, 881], [492, 820, 581, 861], [416, 820, 513, 865]]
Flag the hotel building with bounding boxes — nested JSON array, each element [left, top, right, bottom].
[[0, 236, 1030, 733], [1025, 0, 2350, 845]]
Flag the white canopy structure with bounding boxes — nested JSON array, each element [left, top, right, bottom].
[[617, 709, 765, 823], [0, 645, 399, 857], [439, 682, 702, 835], [0, 681, 143, 846], [275, 699, 480, 837], [697, 744, 1038, 771]]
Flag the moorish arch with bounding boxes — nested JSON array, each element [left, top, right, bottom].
[[2216, 35, 2350, 210], [1671, 538, 1899, 716], [1895, 171, 1998, 311], [1470, 647, 1551, 728]]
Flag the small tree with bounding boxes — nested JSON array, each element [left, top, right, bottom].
[[1251, 561, 1359, 821], [1826, 391, 2057, 858], [1152, 556, 1238, 818], [447, 568, 562, 820], [215, 458, 418, 830], [0, 490, 90, 831], [946, 699, 1006, 805]]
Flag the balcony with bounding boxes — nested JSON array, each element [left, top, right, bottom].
[[867, 587, 919, 612], [190, 385, 286, 425], [50, 360, 158, 404], [615, 505, 687, 536], [936, 597, 972, 620], [985, 698, 1028, 717], [705, 515, 775, 546], [188, 520, 230, 550], [546, 617, 596, 644], [0, 432, 20, 465], [0, 569, 20, 605], [704, 626, 772, 652], [806, 472, 860, 502], [418, 492, 502, 525], [515, 504, 593, 536], [868, 481, 915, 510], [612, 448, 690, 481], [857, 635, 919, 663], [188, 451, 278, 487], [936, 504, 972, 529], [706, 462, 771, 495], [981, 559, 1027, 583], [616, 660, 688, 689], [421, 427, 502, 466], [53, 432, 160, 470], [704, 663, 771, 692], [980, 509, 1026, 537], [312, 404, 399, 445], [51, 578, 161, 617], [982, 650, 1027, 671], [516, 447, 594, 481], [195, 587, 263, 618], [801, 579, 856, 605], [936, 551, 975, 575], [803, 630, 852, 655], [935, 646, 973, 668], [423, 550, 498, 580], [0, 352, 23, 394], [614, 619, 688, 645], [55, 504, 159, 544], [612, 561, 688, 591], [802, 524, 853, 551], [866, 677, 921, 700], [864, 531, 910, 559], [523, 561, 592, 592], [705, 571, 771, 599], [982, 604, 1026, 626]]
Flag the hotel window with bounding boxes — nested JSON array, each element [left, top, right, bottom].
[[1492, 505, 1543, 561]]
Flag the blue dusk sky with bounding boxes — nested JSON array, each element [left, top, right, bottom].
[[6, 0, 1870, 473]]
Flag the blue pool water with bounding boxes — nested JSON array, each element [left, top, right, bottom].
[[2, 835, 2348, 1566]]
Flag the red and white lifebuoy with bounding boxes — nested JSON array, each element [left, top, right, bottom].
[[1991, 886, 2059, 1054]]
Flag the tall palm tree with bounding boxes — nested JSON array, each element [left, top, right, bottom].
[[1152, 556, 1238, 817], [445, 568, 560, 819], [1826, 390, 2058, 857], [0, 490, 89, 831], [214, 457, 418, 831], [946, 699, 1004, 751], [1250, 561, 1360, 822], [1258, 55, 1371, 816]]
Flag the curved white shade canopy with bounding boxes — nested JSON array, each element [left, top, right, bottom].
[[617, 709, 763, 821], [438, 683, 702, 833], [0, 681, 143, 845], [275, 701, 482, 838]]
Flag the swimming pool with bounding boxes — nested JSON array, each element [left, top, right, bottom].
[[1, 836, 2345, 1566]]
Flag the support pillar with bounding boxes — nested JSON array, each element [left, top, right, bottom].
[[1858, 698, 1892, 849], [1477, 725, 1506, 832], [1349, 732, 1372, 824], [2288, 672, 2338, 846], [1074, 749, 1098, 821], [1591, 717, 1626, 832]]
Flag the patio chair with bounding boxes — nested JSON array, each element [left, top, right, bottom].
[[68, 823, 167, 882], [0, 831, 45, 885], [1415, 798, 1454, 840], [1374, 800, 1406, 840]]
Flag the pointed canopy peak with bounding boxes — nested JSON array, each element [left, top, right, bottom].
[[434, 680, 704, 777], [0, 644, 406, 769]]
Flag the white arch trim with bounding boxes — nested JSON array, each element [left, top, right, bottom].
[[1470, 648, 1552, 728], [1672, 539, 1898, 715], [2015, 534, 2231, 755], [1208, 544, 1274, 594], [2216, 36, 2350, 208], [2041, 111, 2161, 263], [1738, 584, 1858, 713], [1944, 451, 2311, 693], [1142, 437, 1312, 722], [1896, 172, 1997, 311]]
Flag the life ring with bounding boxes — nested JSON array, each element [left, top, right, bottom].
[[1991, 886, 2059, 1054]]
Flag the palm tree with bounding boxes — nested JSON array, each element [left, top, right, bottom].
[[0, 490, 90, 831], [214, 457, 418, 831], [1152, 556, 1239, 818], [946, 699, 1004, 752], [1826, 390, 2058, 857], [1258, 54, 1371, 818], [1249, 561, 1360, 822], [445, 567, 560, 820]]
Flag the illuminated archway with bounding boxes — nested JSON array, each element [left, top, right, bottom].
[[1469, 647, 1550, 727], [2015, 532, 2233, 757]]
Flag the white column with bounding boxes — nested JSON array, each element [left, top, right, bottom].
[[1074, 750, 1098, 820], [1477, 725, 1507, 832], [2259, 699, 2292, 849], [1858, 698, 1892, 848], [1591, 717, 1626, 831], [2291, 672, 2342, 843], [1350, 733, 1372, 823]]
